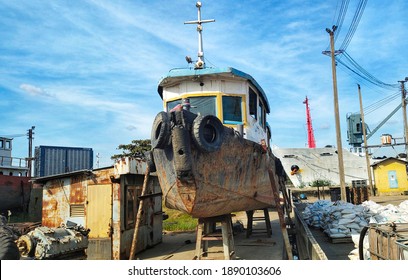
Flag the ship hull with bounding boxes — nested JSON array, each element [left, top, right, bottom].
[[0, 175, 31, 212], [151, 110, 283, 218]]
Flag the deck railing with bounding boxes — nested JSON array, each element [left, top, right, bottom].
[[0, 156, 29, 168]]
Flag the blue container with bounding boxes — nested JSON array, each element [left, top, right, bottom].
[[34, 145, 93, 177]]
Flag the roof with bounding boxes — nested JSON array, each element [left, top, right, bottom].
[[157, 67, 270, 113], [32, 169, 95, 183], [371, 157, 407, 167]]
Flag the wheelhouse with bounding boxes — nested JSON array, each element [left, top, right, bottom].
[[157, 67, 271, 146]]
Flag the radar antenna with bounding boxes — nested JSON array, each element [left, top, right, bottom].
[[184, 2, 215, 69]]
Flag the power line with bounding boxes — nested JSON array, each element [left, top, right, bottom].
[[336, 51, 399, 89], [334, 0, 350, 44], [339, 0, 367, 51]]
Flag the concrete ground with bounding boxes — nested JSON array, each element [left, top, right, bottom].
[[136, 194, 408, 260], [136, 210, 285, 260]]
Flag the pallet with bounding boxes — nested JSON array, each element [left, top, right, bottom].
[[329, 236, 352, 244]]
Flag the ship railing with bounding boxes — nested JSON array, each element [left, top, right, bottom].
[[0, 156, 29, 168]]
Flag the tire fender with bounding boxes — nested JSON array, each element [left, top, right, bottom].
[[192, 115, 224, 152], [151, 111, 170, 149]]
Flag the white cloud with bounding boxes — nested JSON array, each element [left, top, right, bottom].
[[19, 84, 54, 98]]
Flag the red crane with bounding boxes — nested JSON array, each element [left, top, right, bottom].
[[303, 96, 316, 148]]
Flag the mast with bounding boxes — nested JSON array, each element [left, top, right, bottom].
[[184, 2, 215, 69], [303, 96, 316, 148]]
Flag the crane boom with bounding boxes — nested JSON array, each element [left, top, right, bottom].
[[366, 103, 402, 139], [303, 96, 316, 148]]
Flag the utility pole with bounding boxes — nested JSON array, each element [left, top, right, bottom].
[[27, 126, 35, 177], [358, 85, 374, 196], [398, 78, 408, 155], [325, 26, 347, 202]]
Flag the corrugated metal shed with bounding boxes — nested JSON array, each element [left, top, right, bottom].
[[33, 158, 163, 260], [34, 145, 93, 177]]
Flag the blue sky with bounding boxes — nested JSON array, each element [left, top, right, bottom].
[[1, 0, 407, 167]]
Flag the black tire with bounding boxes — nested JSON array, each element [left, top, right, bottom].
[[191, 115, 224, 152], [151, 112, 170, 149], [146, 151, 156, 173], [358, 226, 369, 260], [0, 233, 20, 260]]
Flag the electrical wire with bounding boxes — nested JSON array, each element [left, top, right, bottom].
[[334, 0, 350, 44], [336, 51, 399, 89], [339, 0, 367, 51]]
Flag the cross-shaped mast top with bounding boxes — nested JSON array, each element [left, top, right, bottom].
[[184, 2, 215, 69]]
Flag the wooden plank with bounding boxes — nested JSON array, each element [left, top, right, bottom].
[[329, 237, 352, 244]]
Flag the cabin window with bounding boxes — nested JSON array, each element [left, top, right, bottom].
[[5, 140, 11, 150], [222, 96, 243, 124], [0, 140, 3, 149], [258, 101, 265, 129], [190, 96, 216, 116], [249, 88, 257, 120], [166, 99, 181, 111], [125, 185, 143, 229], [166, 96, 216, 116]]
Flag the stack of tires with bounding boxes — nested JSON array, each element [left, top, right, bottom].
[[0, 215, 20, 260]]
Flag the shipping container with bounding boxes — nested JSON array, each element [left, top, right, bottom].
[[34, 146, 93, 177]]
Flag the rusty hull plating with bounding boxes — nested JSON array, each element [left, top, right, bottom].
[[152, 109, 280, 218]]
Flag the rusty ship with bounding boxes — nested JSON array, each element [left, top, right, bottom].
[[150, 2, 285, 218], [0, 137, 31, 214]]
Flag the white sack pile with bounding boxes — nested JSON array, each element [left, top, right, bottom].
[[302, 199, 408, 239], [302, 199, 408, 260]]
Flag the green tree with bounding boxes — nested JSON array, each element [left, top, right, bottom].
[[111, 139, 151, 160]]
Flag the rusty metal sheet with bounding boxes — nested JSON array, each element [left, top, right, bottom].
[[42, 179, 69, 228], [70, 174, 86, 204], [0, 175, 31, 211], [153, 126, 277, 218], [114, 157, 148, 176]]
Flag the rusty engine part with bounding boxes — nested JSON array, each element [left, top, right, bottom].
[[17, 221, 90, 260]]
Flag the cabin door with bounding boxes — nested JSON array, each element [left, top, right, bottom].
[[86, 184, 112, 259], [387, 170, 398, 189]]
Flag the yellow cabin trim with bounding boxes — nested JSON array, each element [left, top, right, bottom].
[[164, 92, 248, 127]]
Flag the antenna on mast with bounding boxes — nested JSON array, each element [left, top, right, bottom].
[[184, 2, 215, 69], [303, 96, 316, 148]]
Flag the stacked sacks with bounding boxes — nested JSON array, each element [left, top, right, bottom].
[[362, 200, 408, 223], [348, 200, 408, 260], [301, 200, 333, 228], [302, 199, 408, 260], [321, 201, 369, 238], [303, 200, 408, 238], [302, 200, 369, 238]]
